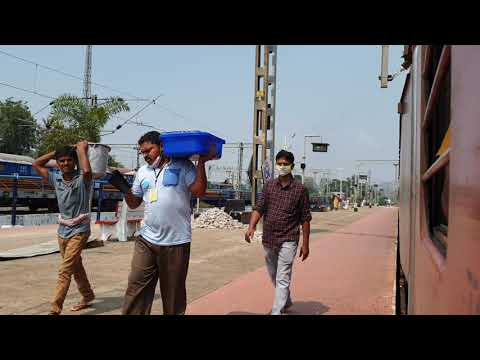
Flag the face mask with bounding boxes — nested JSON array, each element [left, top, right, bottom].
[[276, 164, 292, 176], [147, 155, 161, 169]]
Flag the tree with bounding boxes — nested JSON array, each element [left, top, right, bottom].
[[304, 176, 320, 197], [0, 98, 37, 155], [108, 154, 125, 168], [36, 94, 129, 155]]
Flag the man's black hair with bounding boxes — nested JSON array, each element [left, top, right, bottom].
[[138, 131, 161, 146], [54, 145, 78, 162], [275, 150, 294, 164]]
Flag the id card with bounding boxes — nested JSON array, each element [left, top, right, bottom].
[[148, 188, 158, 202]]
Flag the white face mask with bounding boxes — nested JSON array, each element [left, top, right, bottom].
[[147, 155, 161, 169], [276, 164, 292, 176]]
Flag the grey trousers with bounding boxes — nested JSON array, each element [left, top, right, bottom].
[[264, 241, 298, 315]]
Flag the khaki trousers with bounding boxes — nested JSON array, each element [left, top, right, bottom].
[[51, 231, 94, 314], [122, 236, 190, 315]]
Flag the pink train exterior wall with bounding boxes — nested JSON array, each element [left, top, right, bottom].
[[400, 45, 480, 314]]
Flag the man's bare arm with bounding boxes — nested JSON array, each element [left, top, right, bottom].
[[76, 140, 92, 182], [245, 210, 263, 243], [299, 220, 311, 261], [124, 191, 143, 209], [189, 159, 208, 197], [32, 151, 55, 182]]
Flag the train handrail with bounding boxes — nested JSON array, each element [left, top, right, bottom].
[[421, 148, 450, 183], [422, 45, 432, 78], [422, 45, 451, 131], [0, 174, 44, 181]]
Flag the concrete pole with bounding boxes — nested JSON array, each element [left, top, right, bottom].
[[11, 174, 18, 226], [302, 136, 306, 184]]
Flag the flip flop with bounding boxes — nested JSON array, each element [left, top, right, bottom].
[[70, 302, 92, 312], [70, 295, 95, 312]]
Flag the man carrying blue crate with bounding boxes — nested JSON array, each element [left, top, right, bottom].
[[108, 131, 215, 315], [33, 140, 95, 315]]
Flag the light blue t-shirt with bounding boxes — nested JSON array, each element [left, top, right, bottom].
[[131, 159, 197, 246]]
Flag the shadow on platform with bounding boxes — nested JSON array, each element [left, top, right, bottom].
[[335, 231, 397, 239], [226, 301, 330, 315], [79, 293, 162, 315], [310, 229, 331, 235]]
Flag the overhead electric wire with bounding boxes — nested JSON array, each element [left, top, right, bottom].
[[1, 48, 227, 139], [154, 103, 228, 139], [0, 48, 145, 100], [0, 80, 55, 100], [33, 102, 53, 116], [101, 94, 164, 137], [130, 121, 164, 131]]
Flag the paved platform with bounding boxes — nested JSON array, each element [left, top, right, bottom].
[[0, 207, 393, 315], [187, 207, 398, 315]]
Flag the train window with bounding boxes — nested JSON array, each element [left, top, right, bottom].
[[422, 45, 451, 257]]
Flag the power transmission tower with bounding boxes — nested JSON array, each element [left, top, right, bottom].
[[83, 45, 92, 106], [251, 45, 277, 207]]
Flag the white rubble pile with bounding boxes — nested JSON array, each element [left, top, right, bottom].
[[192, 208, 247, 230]]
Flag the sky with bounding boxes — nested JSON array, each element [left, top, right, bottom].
[[0, 45, 406, 184]]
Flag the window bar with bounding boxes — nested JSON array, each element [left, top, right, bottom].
[[422, 45, 451, 130], [422, 148, 450, 183], [433, 226, 448, 247], [422, 45, 432, 78]]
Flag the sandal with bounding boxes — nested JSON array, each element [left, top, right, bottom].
[[70, 295, 95, 312], [70, 302, 91, 311]]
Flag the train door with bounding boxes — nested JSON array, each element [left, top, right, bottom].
[[406, 45, 425, 314]]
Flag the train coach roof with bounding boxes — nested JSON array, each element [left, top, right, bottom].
[[0, 153, 34, 165]]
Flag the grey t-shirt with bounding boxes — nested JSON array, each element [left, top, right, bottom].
[[48, 171, 92, 239]]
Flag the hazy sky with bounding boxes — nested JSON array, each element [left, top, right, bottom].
[[0, 45, 406, 183]]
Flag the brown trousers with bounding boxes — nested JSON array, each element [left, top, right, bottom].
[[122, 236, 190, 315], [51, 231, 94, 314]]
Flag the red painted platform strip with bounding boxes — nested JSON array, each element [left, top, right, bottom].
[[187, 207, 398, 315]]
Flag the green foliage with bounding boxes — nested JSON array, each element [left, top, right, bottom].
[[107, 154, 124, 168], [0, 98, 37, 155], [378, 196, 388, 206], [36, 95, 129, 155], [304, 176, 321, 196]]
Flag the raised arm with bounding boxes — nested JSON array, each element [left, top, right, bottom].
[[32, 151, 56, 182], [76, 140, 92, 182], [188, 159, 208, 197], [189, 144, 217, 197]]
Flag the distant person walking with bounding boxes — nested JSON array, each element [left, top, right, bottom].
[[33, 140, 95, 315], [333, 195, 340, 211], [108, 131, 216, 315], [245, 150, 312, 315]]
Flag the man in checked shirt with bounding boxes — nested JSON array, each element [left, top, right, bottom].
[[245, 150, 312, 315]]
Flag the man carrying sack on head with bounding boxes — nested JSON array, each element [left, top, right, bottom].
[[33, 140, 95, 315], [108, 131, 216, 315]]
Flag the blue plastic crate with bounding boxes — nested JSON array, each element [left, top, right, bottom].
[[160, 131, 226, 159]]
